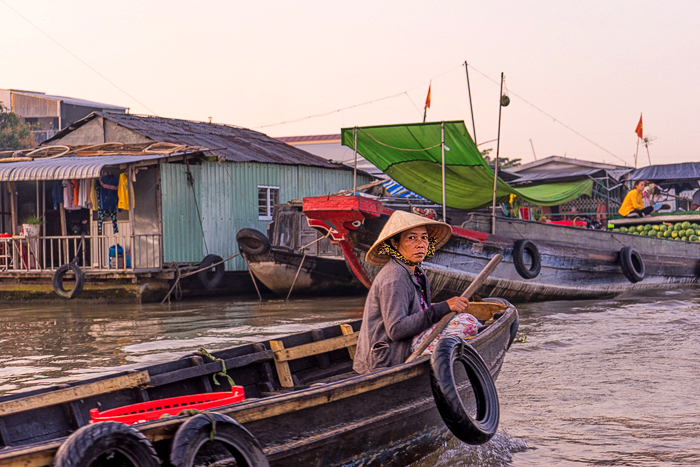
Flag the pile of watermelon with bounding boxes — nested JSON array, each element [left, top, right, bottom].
[[611, 221, 700, 242]]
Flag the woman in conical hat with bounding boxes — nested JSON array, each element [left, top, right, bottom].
[[353, 211, 480, 374]]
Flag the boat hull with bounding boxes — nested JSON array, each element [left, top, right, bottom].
[[244, 247, 366, 296], [302, 196, 700, 302], [0, 304, 517, 467]]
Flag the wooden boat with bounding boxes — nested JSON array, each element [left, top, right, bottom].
[[237, 204, 365, 296], [302, 195, 700, 303], [0, 300, 518, 467]]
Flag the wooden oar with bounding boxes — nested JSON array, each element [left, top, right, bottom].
[[405, 253, 503, 363]]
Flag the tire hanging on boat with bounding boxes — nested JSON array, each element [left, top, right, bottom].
[[52, 262, 85, 299], [236, 228, 271, 256], [429, 336, 500, 445], [170, 412, 269, 467], [512, 239, 541, 279], [619, 246, 645, 283], [53, 421, 160, 467], [198, 254, 225, 290]]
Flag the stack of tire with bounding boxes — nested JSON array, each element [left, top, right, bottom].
[[611, 221, 700, 242]]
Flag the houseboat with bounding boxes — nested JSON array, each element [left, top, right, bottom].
[[0, 112, 372, 302]]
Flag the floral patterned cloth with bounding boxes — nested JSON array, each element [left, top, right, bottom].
[[411, 313, 483, 355]]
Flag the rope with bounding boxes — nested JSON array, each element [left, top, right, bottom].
[[285, 252, 306, 302], [160, 253, 241, 304], [284, 230, 331, 301], [185, 160, 209, 255], [159, 409, 217, 441], [197, 347, 235, 387]]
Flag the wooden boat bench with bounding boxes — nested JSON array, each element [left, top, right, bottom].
[[270, 324, 358, 388]]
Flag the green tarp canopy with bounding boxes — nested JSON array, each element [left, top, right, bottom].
[[341, 121, 592, 210]]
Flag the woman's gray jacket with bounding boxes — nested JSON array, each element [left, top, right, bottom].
[[353, 258, 451, 374]]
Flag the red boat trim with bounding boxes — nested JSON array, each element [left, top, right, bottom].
[[338, 241, 372, 289]]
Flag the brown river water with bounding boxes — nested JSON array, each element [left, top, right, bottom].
[[1, 288, 700, 466]]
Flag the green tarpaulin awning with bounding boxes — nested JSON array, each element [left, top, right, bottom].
[[341, 121, 592, 209]]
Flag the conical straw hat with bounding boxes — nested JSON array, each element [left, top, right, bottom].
[[365, 210, 452, 267]]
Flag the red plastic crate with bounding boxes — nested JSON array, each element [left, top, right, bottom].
[[89, 386, 245, 425]]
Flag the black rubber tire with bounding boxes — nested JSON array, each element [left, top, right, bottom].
[[170, 413, 269, 467], [52, 421, 160, 467], [429, 336, 500, 445], [52, 263, 85, 299], [620, 246, 645, 283], [512, 239, 541, 279], [236, 228, 270, 256], [198, 254, 225, 290]]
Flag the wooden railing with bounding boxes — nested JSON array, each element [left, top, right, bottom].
[[0, 234, 162, 273]]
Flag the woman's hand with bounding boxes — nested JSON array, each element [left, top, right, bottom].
[[446, 296, 470, 312]]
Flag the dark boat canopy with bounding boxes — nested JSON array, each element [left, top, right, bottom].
[[509, 168, 631, 186], [624, 163, 700, 183]]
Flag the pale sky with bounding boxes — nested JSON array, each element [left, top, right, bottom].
[[2, 0, 699, 167]]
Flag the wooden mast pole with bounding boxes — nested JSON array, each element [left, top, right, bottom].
[[491, 73, 505, 235], [441, 122, 446, 222], [464, 60, 477, 145], [353, 127, 358, 195]]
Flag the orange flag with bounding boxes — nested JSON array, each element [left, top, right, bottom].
[[635, 114, 643, 139], [425, 83, 431, 109]]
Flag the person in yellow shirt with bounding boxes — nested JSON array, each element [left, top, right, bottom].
[[619, 180, 654, 217]]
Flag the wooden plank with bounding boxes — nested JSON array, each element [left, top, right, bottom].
[[0, 371, 150, 417], [466, 302, 508, 321], [273, 333, 360, 363], [340, 324, 356, 360], [311, 329, 330, 369], [148, 351, 273, 387], [270, 341, 294, 388]]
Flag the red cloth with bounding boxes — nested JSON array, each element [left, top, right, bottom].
[[635, 114, 643, 139]]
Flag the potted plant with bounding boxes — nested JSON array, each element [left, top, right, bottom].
[[22, 216, 44, 237]]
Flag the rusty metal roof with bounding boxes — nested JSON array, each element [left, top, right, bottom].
[[277, 134, 342, 144], [0, 155, 167, 181], [45, 113, 347, 169]]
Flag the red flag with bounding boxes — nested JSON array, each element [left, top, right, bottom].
[[425, 83, 431, 109], [635, 114, 643, 139]]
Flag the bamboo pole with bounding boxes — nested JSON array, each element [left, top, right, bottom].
[[441, 122, 446, 222], [464, 60, 477, 145], [491, 73, 505, 235]]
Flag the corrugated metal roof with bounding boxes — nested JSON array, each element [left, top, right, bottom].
[[0, 155, 166, 181], [8, 90, 128, 111], [44, 113, 348, 169], [277, 134, 342, 144]]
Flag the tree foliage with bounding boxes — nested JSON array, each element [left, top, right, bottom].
[[0, 104, 35, 151], [482, 152, 522, 170]]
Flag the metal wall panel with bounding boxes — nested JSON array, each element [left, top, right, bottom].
[[160, 164, 204, 263], [161, 161, 373, 271]]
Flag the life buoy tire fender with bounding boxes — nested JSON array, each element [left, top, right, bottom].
[[170, 412, 269, 467], [52, 263, 85, 299], [53, 421, 160, 467], [512, 239, 541, 279], [619, 246, 645, 283], [236, 228, 270, 256], [198, 254, 225, 290], [429, 336, 500, 445]]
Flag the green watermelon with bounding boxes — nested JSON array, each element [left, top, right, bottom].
[[664, 231, 672, 238], [682, 236, 689, 242], [682, 221, 691, 230], [675, 223, 683, 231], [652, 225, 660, 231], [686, 229, 695, 237], [644, 224, 652, 231], [691, 235, 699, 242], [621, 227, 628, 233], [660, 224, 668, 231]]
